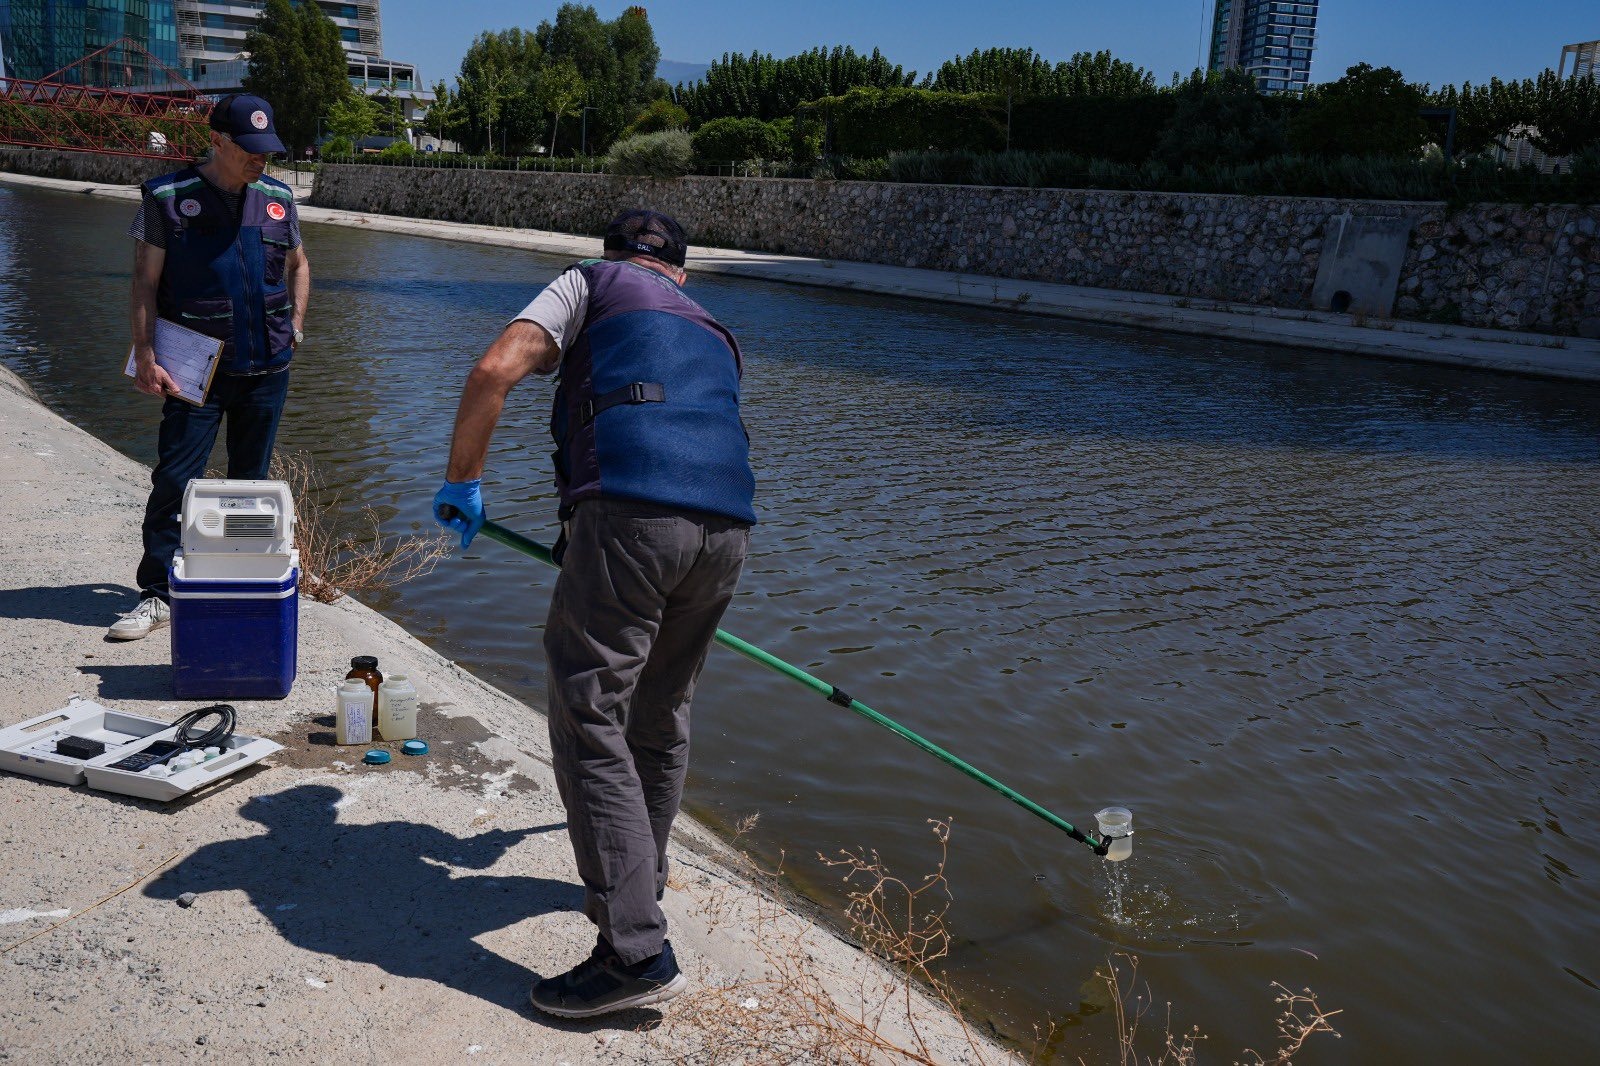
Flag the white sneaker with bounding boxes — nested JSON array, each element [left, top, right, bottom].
[[107, 598, 171, 641]]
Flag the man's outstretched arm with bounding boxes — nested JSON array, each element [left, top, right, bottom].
[[434, 320, 560, 547], [445, 320, 559, 482]]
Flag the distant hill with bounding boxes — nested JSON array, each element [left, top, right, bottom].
[[658, 59, 711, 87]]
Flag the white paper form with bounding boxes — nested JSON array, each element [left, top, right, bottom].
[[124, 318, 224, 406]]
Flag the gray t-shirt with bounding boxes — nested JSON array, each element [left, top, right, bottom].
[[128, 177, 302, 250], [512, 268, 590, 373]]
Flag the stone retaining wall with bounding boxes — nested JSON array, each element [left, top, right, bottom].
[[0, 146, 174, 186], [5, 147, 1594, 336], [311, 165, 1600, 337]]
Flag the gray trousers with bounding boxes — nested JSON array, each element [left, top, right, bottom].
[[544, 497, 749, 964]]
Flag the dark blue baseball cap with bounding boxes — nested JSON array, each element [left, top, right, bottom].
[[603, 210, 688, 267], [209, 94, 286, 155]]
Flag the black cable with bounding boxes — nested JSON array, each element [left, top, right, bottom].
[[172, 704, 236, 751]]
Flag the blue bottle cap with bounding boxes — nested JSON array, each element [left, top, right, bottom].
[[402, 740, 429, 756], [363, 749, 391, 765]]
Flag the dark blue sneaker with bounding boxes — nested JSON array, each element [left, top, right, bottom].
[[529, 939, 686, 1018]]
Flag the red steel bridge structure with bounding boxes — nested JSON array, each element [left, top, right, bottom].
[[0, 37, 212, 161]]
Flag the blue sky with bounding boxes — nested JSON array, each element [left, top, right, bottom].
[[380, 1, 1597, 91]]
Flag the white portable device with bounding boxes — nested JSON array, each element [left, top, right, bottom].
[[177, 479, 297, 581]]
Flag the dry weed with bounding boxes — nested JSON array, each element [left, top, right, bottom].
[[269, 451, 451, 604], [665, 818, 1009, 1065], [1090, 954, 1340, 1066], [1238, 984, 1342, 1065]]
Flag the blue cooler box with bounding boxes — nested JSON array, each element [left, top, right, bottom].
[[169, 554, 299, 699]]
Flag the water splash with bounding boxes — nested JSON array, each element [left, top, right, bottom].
[[1101, 857, 1133, 925]]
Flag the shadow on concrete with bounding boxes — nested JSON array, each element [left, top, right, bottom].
[[0, 583, 137, 627], [144, 784, 592, 1018], [76, 662, 173, 701]]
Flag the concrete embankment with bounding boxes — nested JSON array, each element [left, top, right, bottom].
[[5, 168, 1597, 383], [0, 364, 1005, 1063]]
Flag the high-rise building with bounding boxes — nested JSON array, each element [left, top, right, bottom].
[[1209, 0, 1318, 94], [1558, 39, 1599, 81], [176, 1, 381, 78], [0, 0, 181, 84], [174, 1, 429, 128]]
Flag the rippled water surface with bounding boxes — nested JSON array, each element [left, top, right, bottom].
[[4, 183, 1598, 1061]]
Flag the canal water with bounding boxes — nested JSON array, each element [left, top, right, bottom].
[[3, 182, 1598, 1062]]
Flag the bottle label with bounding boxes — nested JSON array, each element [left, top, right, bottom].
[[340, 698, 370, 741]]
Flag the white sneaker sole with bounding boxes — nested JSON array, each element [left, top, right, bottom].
[[107, 618, 168, 641], [529, 972, 687, 1018]]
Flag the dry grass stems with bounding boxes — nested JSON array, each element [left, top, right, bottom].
[[664, 817, 1011, 1065], [1092, 953, 1341, 1066], [269, 451, 450, 604]]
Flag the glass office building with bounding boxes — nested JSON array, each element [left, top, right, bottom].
[[0, 0, 181, 84], [176, 1, 428, 119], [1209, 0, 1318, 94], [176, 1, 382, 80]]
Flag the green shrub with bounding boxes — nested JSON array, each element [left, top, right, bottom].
[[812, 87, 1005, 155], [827, 156, 890, 181], [625, 99, 690, 137], [605, 130, 694, 177], [378, 140, 415, 159], [1154, 69, 1291, 170], [1008, 95, 1176, 162], [692, 116, 791, 162], [320, 135, 353, 157]]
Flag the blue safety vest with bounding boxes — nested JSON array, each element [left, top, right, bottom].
[[551, 259, 756, 524], [143, 167, 296, 375]]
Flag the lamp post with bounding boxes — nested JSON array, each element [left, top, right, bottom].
[[580, 105, 597, 157]]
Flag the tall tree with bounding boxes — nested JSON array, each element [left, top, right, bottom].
[[1529, 68, 1600, 159], [535, 58, 588, 155], [424, 80, 462, 147], [1153, 67, 1288, 169], [454, 9, 657, 156], [242, 0, 350, 154], [673, 46, 915, 123], [457, 31, 534, 153], [1429, 78, 1532, 158], [1290, 64, 1429, 158], [324, 93, 380, 142], [1052, 49, 1157, 97]]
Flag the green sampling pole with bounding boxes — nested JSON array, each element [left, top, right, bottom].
[[474, 518, 1107, 855]]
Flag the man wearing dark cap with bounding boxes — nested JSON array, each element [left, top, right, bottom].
[[434, 210, 755, 1017], [110, 93, 311, 639]]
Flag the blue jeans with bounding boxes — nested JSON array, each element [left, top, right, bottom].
[[137, 370, 291, 602]]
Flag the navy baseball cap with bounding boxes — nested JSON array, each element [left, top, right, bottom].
[[209, 94, 286, 155], [604, 210, 688, 267]]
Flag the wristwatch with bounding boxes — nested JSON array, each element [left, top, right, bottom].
[[293, 328, 304, 346]]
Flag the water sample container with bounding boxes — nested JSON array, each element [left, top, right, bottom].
[[335, 678, 373, 746], [1096, 806, 1134, 861], [346, 656, 382, 719], [377, 674, 418, 742]]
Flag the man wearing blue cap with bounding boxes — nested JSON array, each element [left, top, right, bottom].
[[110, 94, 311, 640], [434, 210, 756, 1017]]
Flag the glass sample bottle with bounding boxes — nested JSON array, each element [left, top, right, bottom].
[[346, 656, 382, 720]]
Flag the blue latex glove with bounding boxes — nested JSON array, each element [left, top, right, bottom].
[[433, 478, 487, 549]]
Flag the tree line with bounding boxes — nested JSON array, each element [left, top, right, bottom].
[[233, 0, 1598, 182]]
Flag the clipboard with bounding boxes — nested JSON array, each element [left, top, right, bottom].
[[125, 318, 224, 406]]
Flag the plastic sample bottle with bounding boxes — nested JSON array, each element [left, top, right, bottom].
[[377, 674, 418, 742], [1095, 807, 1135, 861], [346, 656, 383, 720], [335, 678, 374, 746]]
